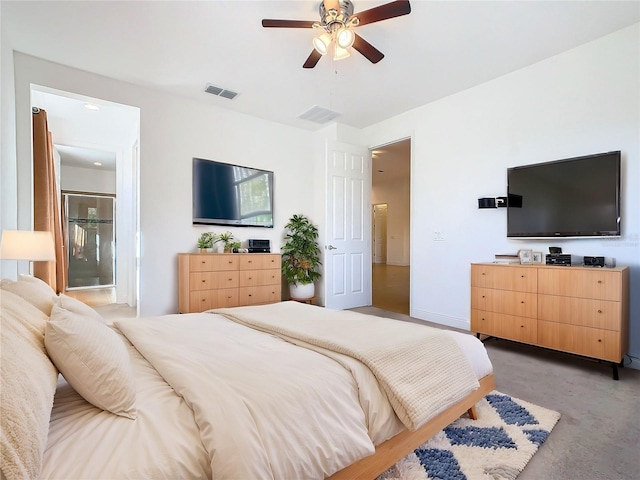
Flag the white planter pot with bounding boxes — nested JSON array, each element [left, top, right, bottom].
[[289, 283, 315, 300]]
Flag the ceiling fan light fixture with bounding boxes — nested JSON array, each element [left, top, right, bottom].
[[333, 44, 351, 61], [335, 27, 355, 49], [313, 32, 332, 55]]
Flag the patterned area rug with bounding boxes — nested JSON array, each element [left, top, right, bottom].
[[378, 391, 561, 480]]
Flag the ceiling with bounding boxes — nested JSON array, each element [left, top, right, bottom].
[[3, 1, 639, 132]]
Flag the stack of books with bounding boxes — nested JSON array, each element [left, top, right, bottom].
[[493, 253, 520, 264]]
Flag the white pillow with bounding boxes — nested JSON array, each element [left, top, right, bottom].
[[45, 305, 137, 419], [0, 275, 57, 315], [55, 294, 106, 324], [0, 290, 58, 480]]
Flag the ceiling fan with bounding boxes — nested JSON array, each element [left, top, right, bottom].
[[262, 0, 411, 68]]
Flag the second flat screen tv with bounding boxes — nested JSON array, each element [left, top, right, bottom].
[[193, 158, 274, 228], [507, 151, 621, 238]]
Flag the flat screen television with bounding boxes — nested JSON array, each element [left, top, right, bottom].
[[507, 151, 621, 238], [192, 158, 274, 228]]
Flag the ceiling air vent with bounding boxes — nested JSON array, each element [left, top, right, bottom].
[[204, 83, 238, 100], [298, 105, 341, 124]]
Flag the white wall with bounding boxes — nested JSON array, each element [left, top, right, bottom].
[[10, 53, 315, 315], [60, 164, 116, 194], [363, 24, 640, 361], [0, 4, 20, 280]]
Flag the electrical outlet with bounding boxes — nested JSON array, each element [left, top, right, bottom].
[[433, 231, 445, 241]]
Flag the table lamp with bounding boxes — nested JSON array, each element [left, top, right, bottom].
[[0, 230, 56, 273]]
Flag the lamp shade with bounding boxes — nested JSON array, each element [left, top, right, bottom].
[[312, 33, 332, 55], [0, 230, 56, 261], [335, 27, 355, 49], [333, 45, 351, 61]]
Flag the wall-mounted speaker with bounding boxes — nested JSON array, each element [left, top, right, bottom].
[[478, 197, 496, 208]]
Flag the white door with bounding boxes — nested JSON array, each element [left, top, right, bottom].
[[324, 141, 372, 310], [373, 203, 387, 264]]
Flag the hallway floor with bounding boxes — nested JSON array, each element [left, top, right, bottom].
[[372, 263, 409, 315], [64, 286, 116, 306]]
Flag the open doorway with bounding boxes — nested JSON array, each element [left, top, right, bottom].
[[370, 139, 411, 315], [31, 86, 140, 312]]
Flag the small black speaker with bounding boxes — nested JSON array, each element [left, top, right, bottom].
[[248, 239, 270, 253], [478, 198, 496, 208], [583, 256, 605, 267]]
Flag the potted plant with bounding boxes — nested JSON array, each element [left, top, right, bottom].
[[281, 214, 321, 299], [217, 231, 237, 253], [197, 232, 217, 252]]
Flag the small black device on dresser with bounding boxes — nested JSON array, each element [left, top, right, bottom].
[[248, 239, 271, 253], [583, 256, 605, 267], [546, 254, 574, 266]]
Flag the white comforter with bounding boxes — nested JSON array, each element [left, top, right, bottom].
[[115, 313, 400, 479], [43, 306, 493, 480]]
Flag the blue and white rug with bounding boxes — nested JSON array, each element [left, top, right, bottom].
[[378, 391, 561, 480]]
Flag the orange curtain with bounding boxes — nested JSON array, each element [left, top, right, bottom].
[[32, 107, 66, 293]]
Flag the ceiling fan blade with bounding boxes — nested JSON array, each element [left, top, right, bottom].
[[355, 0, 411, 26], [303, 50, 323, 69], [352, 34, 384, 64], [262, 19, 316, 28]]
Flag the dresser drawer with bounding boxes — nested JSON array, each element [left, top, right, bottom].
[[239, 268, 280, 287], [189, 271, 239, 291], [189, 254, 239, 272], [538, 320, 621, 362], [538, 294, 621, 330], [471, 309, 537, 344], [239, 254, 281, 270], [239, 285, 281, 306], [189, 288, 239, 311], [471, 265, 537, 292], [471, 287, 537, 318], [538, 268, 621, 301]]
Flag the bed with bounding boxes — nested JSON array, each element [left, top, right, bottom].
[[0, 275, 494, 480]]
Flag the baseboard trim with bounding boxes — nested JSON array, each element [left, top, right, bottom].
[[410, 309, 469, 331], [625, 355, 640, 371]]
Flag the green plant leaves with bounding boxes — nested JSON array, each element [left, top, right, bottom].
[[281, 214, 321, 285]]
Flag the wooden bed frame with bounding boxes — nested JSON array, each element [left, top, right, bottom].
[[328, 373, 495, 480]]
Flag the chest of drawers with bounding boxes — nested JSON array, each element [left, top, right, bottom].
[[179, 253, 281, 313], [471, 263, 629, 377]]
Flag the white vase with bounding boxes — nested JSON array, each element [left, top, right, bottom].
[[289, 283, 315, 300]]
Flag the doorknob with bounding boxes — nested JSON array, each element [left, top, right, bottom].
[[327, 245, 337, 250]]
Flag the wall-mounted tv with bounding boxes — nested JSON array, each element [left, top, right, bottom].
[[192, 158, 274, 228], [507, 151, 621, 238]]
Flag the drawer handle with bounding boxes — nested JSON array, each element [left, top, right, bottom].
[[248, 277, 253, 280], [520, 325, 524, 328], [521, 275, 525, 278], [482, 295, 485, 298], [481, 273, 486, 276], [597, 309, 603, 314], [201, 299, 205, 302], [228, 261, 233, 264], [202, 280, 206, 283], [201, 261, 206, 264], [597, 280, 602, 284], [520, 301, 525, 304], [598, 339, 602, 343]]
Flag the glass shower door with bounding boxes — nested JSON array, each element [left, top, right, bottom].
[[65, 193, 115, 289]]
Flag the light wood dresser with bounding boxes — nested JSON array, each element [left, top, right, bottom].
[[178, 253, 281, 313], [470, 262, 629, 379]]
